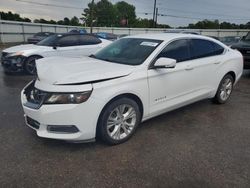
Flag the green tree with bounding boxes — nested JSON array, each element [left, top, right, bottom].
[[63, 17, 70, 25], [0, 11, 31, 22], [81, 1, 97, 26], [115, 1, 136, 27], [135, 18, 153, 28], [95, 0, 116, 27], [70, 16, 80, 26]]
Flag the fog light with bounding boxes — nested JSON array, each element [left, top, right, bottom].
[[26, 116, 40, 129], [47, 125, 79, 133]]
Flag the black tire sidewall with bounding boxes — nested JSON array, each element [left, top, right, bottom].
[[24, 56, 41, 75], [214, 74, 234, 104], [98, 98, 141, 145]]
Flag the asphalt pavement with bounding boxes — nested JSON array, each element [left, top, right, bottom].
[[0, 64, 250, 187]]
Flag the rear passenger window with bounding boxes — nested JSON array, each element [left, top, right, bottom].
[[157, 39, 190, 62], [190, 39, 224, 59], [78, 35, 102, 45], [213, 42, 225, 55], [58, 35, 79, 47]]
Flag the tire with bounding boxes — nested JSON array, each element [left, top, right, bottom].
[[3, 71, 13, 75], [97, 98, 141, 145], [24, 56, 42, 75], [213, 74, 234, 104]]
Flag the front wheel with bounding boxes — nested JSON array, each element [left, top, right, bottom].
[[97, 98, 141, 145], [24, 56, 42, 75], [213, 74, 234, 104]]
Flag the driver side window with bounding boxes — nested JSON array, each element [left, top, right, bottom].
[[57, 35, 79, 47], [157, 39, 190, 62]]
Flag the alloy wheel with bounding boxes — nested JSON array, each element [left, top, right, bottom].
[[219, 77, 233, 101], [106, 104, 137, 140], [25, 56, 41, 75]]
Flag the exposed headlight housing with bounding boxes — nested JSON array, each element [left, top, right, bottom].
[[43, 91, 92, 104], [24, 81, 92, 108]]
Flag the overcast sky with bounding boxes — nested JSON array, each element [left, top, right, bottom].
[[0, 0, 250, 27]]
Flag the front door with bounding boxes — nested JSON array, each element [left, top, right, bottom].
[[148, 39, 199, 115]]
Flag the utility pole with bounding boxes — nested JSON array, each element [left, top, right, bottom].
[[90, 0, 94, 33], [0, 14, 2, 44], [0, 14, 3, 44], [152, 0, 156, 27], [155, 8, 158, 28]]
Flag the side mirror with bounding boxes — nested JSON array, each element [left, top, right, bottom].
[[154, 57, 176, 69], [52, 46, 57, 50]]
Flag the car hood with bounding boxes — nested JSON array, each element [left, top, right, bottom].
[[231, 40, 250, 49], [3, 44, 50, 53], [36, 56, 136, 85]]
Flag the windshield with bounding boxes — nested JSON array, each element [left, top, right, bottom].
[[36, 34, 60, 46], [93, 38, 162, 65]]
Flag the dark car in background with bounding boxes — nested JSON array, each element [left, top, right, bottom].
[[220, 36, 241, 46], [118, 34, 129, 38], [231, 32, 250, 69], [164, 30, 200, 35], [94, 32, 118, 41], [69, 29, 87, 34], [27, 32, 54, 44], [207, 36, 220, 40]]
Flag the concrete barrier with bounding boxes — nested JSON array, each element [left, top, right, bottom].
[[0, 20, 249, 43]]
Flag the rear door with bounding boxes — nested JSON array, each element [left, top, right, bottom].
[[148, 38, 225, 116], [188, 39, 225, 92]]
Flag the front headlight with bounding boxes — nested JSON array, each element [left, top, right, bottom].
[[44, 91, 92, 104], [7, 51, 24, 57]]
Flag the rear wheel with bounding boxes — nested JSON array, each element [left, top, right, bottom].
[[24, 56, 42, 75], [213, 74, 234, 104], [97, 98, 141, 145]]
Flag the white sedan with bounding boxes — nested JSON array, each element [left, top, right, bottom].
[[1, 33, 111, 74], [21, 33, 243, 145]]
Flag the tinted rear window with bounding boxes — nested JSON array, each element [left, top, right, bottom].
[[190, 39, 224, 59], [57, 35, 79, 47], [79, 35, 102, 45]]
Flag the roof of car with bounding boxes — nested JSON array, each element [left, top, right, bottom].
[[127, 33, 216, 42], [54, 33, 97, 37]]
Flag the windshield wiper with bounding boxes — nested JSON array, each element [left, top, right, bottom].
[[89, 54, 96, 58], [90, 55, 114, 63], [89, 55, 116, 63]]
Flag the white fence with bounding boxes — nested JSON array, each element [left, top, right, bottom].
[[0, 20, 249, 43]]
